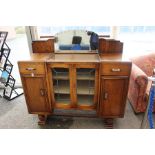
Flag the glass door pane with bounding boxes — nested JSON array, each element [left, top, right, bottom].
[[52, 68, 70, 104], [76, 68, 95, 106]]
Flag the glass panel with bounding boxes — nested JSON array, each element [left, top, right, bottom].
[[52, 68, 70, 104], [76, 68, 95, 106], [118, 26, 155, 57], [37, 26, 110, 36]]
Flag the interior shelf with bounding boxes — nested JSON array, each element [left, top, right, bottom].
[[53, 74, 94, 80], [54, 82, 94, 95], [53, 80, 70, 94], [77, 95, 94, 105], [53, 75, 69, 80], [52, 68, 69, 79], [77, 80, 94, 95], [54, 94, 70, 104], [54, 85, 70, 94], [77, 86, 94, 95], [77, 74, 95, 80]]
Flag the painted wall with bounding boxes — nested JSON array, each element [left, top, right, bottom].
[[0, 27, 16, 39]]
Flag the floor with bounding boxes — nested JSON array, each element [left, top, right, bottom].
[[0, 94, 151, 129]]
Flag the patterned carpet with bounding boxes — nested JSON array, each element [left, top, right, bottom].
[[0, 95, 149, 129]]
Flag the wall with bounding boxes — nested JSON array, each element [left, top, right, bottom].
[[0, 27, 16, 39]]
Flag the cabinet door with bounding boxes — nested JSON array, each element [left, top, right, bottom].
[[21, 76, 51, 113], [75, 64, 99, 110], [99, 76, 128, 117], [50, 66, 71, 109]]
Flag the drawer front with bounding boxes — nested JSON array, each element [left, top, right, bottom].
[[18, 62, 45, 75], [101, 62, 131, 76]]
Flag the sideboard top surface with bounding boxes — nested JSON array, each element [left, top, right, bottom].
[[18, 51, 131, 64], [47, 53, 100, 63]]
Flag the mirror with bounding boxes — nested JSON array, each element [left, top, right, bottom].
[[36, 26, 111, 53], [55, 30, 91, 51]]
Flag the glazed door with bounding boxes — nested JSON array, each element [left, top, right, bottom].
[[22, 76, 51, 113], [49, 63, 99, 110], [99, 76, 128, 117], [76, 64, 99, 110], [50, 65, 72, 109]]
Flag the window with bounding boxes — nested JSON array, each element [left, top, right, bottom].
[[37, 26, 110, 37], [118, 26, 155, 57]]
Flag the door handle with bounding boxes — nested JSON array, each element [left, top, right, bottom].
[[104, 92, 108, 100], [102, 92, 108, 100], [40, 89, 46, 96]]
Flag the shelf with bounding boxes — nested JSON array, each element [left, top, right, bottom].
[[77, 80, 94, 95], [77, 74, 95, 80], [53, 80, 70, 94], [77, 86, 94, 95], [77, 68, 95, 80], [53, 74, 95, 80], [55, 93, 71, 104], [54, 86, 70, 94], [52, 68, 69, 80], [54, 83, 94, 95], [77, 95, 94, 105], [53, 75, 69, 80]]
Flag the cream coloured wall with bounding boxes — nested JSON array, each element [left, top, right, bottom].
[[0, 26, 16, 39]]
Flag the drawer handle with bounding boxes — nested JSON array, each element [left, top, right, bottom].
[[26, 68, 36, 71], [111, 68, 121, 72]]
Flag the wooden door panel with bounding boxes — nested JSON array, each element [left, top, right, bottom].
[[22, 77, 50, 113], [100, 76, 128, 117]]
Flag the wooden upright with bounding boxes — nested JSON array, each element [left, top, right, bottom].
[[99, 38, 123, 54], [32, 38, 55, 53]]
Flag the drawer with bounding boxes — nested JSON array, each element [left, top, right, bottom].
[[100, 62, 131, 76], [18, 62, 45, 75]]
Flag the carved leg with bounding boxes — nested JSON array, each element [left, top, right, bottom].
[[104, 118, 114, 129], [38, 114, 47, 125]]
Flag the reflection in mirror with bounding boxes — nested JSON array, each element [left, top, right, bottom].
[[55, 30, 91, 51], [37, 26, 110, 52]]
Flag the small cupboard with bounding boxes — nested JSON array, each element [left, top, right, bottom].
[[98, 62, 131, 118], [18, 62, 51, 124]]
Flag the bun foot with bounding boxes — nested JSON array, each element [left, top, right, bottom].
[[38, 114, 47, 125], [104, 118, 114, 129]]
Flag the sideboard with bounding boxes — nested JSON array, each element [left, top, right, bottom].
[[18, 52, 131, 128]]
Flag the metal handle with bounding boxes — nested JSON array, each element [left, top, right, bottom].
[[26, 68, 36, 71], [111, 68, 121, 72], [40, 89, 46, 96], [103, 92, 108, 100]]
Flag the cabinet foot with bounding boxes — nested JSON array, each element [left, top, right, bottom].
[[104, 118, 114, 129], [38, 115, 47, 125]]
